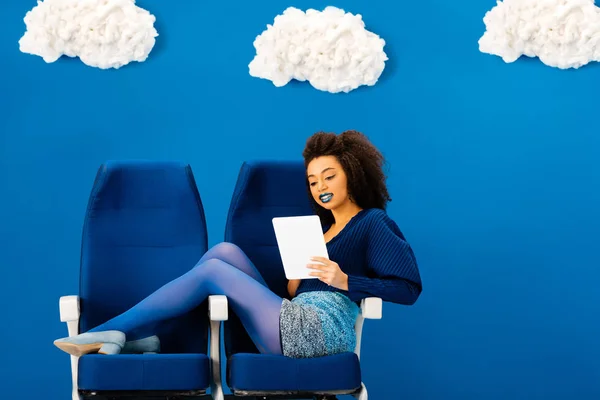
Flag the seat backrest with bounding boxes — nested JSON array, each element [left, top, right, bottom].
[[223, 160, 314, 355], [79, 160, 209, 353]]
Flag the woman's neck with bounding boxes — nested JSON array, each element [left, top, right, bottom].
[[330, 202, 363, 227]]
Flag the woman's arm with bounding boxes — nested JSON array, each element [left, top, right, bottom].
[[346, 275, 421, 305], [347, 209, 423, 305], [287, 279, 301, 297]]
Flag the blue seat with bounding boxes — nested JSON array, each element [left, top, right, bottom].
[[210, 160, 382, 400], [57, 160, 212, 400]]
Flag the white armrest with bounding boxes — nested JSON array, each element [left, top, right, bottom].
[[208, 295, 228, 400], [354, 297, 382, 360], [361, 297, 382, 319], [59, 295, 81, 400], [209, 295, 228, 321], [60, 295, 80, 323]]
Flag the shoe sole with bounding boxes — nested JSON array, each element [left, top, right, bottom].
[[54, 341, 106, 356]]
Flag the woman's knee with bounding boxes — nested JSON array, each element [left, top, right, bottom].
[[206, 242, 243, 259], [193, 258, 243, 289], [194, 257, 221, 271]]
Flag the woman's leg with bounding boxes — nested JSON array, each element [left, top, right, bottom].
[[55, 258, 283, 355], [123, 242, 265, 345], [198, 242, 267, 287]]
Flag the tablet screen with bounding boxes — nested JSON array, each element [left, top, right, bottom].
[[272, 215, 329, 280]]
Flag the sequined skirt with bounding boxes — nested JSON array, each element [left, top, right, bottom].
[[279, 291, 359, 358]]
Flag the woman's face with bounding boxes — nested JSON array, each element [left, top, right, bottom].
[[306, 156, 350, 210]]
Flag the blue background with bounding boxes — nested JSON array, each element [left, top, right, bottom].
[[2, 0, 600, 398]]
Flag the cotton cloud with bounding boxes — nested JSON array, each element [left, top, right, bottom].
[[248, 6, 388, 93], [19, 0, 158, 69], [478, 0, 600, 69]]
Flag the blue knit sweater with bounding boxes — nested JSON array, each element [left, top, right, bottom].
[[295, 208, 422, 305]]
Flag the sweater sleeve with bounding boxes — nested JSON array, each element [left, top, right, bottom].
[[346, 210, 422, 305]]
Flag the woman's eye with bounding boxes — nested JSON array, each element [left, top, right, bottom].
[[310, 182, 316, 186], [325, 175, 335, 180]]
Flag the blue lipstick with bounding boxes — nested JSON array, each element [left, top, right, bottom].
[[319, 193, 333, 203]]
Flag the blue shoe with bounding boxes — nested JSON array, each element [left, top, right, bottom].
[[53, 330, 126, 356], [121, 335, 160, 354]]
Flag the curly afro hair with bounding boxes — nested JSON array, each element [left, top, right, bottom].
[[302, 130, 391, 226]]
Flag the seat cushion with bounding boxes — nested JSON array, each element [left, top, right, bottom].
[[78, 353, 210, 391], [227, 352, 361, 393]]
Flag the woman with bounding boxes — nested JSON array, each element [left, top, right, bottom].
[[54, 130, 422, 359]]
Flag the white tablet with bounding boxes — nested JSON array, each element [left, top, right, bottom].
[[272, 215, 329, 280]]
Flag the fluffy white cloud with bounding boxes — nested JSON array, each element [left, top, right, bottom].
[[249, 6, 388, 93], [19, 0, 158, 69], [478, 0, 600, 69]]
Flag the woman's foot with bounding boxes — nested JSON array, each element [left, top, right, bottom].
[[121, 335, 161, 354], [53, 330, 126, 356]]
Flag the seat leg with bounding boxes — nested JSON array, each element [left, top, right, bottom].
[[70, 355, 83, 400], [352, 382, 368, 400]]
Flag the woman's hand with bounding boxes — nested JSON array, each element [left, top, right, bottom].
[[307, 256, 348, 290]]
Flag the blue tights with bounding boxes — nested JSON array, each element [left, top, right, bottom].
[[88, 242, 284, 355]]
